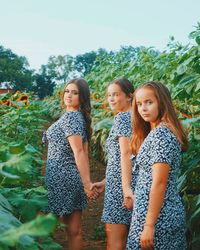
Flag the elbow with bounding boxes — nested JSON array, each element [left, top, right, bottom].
[[121, 150, 132, 158], [73, 146, 84, 156], [151, 180, 167, 191]]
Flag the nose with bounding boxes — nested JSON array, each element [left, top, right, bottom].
[[66, 91, 72, 97], [141, 104, 147, 111], [108, 95, 114, 102]]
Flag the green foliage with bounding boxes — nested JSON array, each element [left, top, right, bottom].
[[1, 23, 199, 249], [1, 187, 47, 222], [31, 71, 55, 99], [92, 223, 106, 240], [85, 26, 200, 249], [0, 45, 33, 91], [74, 51, 97, 76], [0, 100, 61, 249], [0, 213, 57, 249]]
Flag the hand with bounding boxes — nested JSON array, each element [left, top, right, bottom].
[[84, 182, 99, 201], [122, 188, 134, 210], [140, 225, 155, 250], [92, 180, 105, 194]]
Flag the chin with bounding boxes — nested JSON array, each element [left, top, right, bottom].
[[109, 106, 116, 111]]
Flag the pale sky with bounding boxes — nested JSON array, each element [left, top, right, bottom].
[[0, 0, 199, 70]]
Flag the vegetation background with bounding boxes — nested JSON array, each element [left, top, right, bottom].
[[0, 24, 199, 249]]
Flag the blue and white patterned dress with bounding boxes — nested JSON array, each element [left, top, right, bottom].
[[101, 111, 136, 225], [127, 124, 187, 250], [44, 111, 88, 215]]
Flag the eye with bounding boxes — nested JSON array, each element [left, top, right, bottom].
[[64, 89, 69, 93], [147, 100, 152, 104]]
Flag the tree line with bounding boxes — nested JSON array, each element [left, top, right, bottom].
[[0, 45, 109, 98]]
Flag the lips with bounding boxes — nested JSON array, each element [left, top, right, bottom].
[[66, 98, 72, 102]]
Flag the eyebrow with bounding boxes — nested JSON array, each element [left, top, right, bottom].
[[136, 98, 153, 103], [107, 91, 120, 94], [65, 89, 79, 92]]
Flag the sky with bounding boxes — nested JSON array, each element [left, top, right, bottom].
[[0, 0, 199, 70]]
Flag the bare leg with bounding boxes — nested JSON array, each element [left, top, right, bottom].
[[106, 223, 129, 250], [62, 210, 83, 250]]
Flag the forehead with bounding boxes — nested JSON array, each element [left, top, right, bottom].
[[107, 83, 122, 93], [65, 83, 78, 90], [135, 88, 156, 100]]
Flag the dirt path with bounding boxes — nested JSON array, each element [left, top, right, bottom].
[[53, 158, 107, 250]]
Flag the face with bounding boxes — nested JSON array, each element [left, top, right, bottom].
[[64, 83, 80, 111], [135, 88, 160, 128], [107, 83, 131, 112]]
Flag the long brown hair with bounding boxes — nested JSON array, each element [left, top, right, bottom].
[[131, 81, 188, 154], [61, 78, 92, 142]]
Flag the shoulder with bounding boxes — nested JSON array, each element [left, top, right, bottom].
[[62, 111, 83, 122], [153, 124, 175, 139], [115, 111, 131, 124], [151, 124, 180, 148]]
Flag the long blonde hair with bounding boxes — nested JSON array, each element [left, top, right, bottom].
[[131, 81, 188, 154]]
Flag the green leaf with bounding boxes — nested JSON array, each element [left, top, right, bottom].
[[182, 117, 200, 127], [0, 214, 57, 246], [93, 118, 113, 131], [176, 64, 187, 75], [195, 36, 200, 45], [0, 194, 12, 213]]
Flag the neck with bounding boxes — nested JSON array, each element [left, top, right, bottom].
[[150, 120, 161, 130]]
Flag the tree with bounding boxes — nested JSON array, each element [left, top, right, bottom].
[[42, 55, 75, 84], [74, 51, 97, 76], [32, 67, 55, 99], [0, 45, 33, 90]]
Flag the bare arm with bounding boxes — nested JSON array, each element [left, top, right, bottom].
[[145, 163, 169, 225], [68, 135, 92, 191], [83, 141, 90, 167], [140, 163, 170, 249], [119, 136, 134, 209]]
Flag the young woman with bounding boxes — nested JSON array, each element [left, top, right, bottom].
[[94, 78, 136, 250], [43, 78, 97, 250], [126, 81, 188, 250]]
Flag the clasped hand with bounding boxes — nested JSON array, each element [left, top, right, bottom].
[[84, 181, 105, 201], [122, 188, 134, 210]]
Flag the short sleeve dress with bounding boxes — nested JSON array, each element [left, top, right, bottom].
[[44, 111, 88, 215], [126, 124, 187, 250], [101, 111, 137, 225]]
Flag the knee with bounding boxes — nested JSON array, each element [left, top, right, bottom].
[[107, 239, 126, 250]]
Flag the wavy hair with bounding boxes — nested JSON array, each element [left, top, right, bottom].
[[61, 78, 92, 142], [131, 81, 188, 154]]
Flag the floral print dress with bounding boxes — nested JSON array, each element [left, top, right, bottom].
[[126, 124, 187, 250], [101, 112, 137, 225], [43, 111, 87, 215]]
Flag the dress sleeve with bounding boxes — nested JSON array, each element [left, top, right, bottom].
[[113, 112, 132, 139], [60, 112, 83, 138], [150, 127, 177, 166]]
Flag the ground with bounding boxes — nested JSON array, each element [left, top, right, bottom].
[[53, 158, 107, 250]]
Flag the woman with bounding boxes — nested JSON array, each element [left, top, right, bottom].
[[94, 78, 136, 250], [43, 78, 97, 250], [126, 81, 188, 250]]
